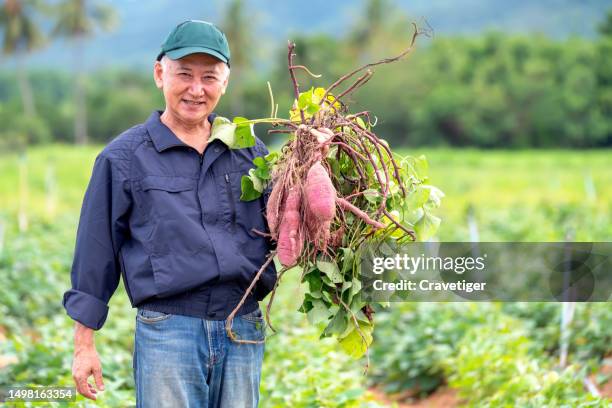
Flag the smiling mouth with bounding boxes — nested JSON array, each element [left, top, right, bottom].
[[183, 99, 205, 106]]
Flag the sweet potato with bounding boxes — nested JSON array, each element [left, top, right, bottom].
[[277, 187, 303, 267], [265, 181, 282, 238], [305, 161, 336, 222]]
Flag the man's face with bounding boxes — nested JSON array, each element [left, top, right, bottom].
[[154, 53, 229, 126]]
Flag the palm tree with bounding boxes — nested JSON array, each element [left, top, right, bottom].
[[222, 0, 251, 114], [0, 0, 46, 118], [50, 0, 116, 144]]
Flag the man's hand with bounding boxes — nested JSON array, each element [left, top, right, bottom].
[[72, 322, 105, 400]]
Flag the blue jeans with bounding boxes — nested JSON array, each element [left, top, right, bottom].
[[133, 307, 265, 407]]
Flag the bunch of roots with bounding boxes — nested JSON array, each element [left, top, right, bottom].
[[226, 23, 428, 347]]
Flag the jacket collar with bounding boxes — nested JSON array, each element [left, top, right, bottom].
[[145, 110, 220, 152]]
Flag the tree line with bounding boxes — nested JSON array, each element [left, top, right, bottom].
[[1, 1, 611, 149]]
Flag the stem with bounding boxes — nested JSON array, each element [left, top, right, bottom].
[[226, 250, 277, 344], [267, 81, 276, 118], [287, 42, 305, 123], [333, 142, 368, 181], [327, 70, 374, 108], [332, 140, 368, 163], [348, 132, 390, 215], [382, 208, 416, 241], [351, 121, 407, 197], [289, 65, 322, 78], [338, 297, 370, 374], [320, 22, 423, 106], [268, 129, 295, 135], [264, 265, 290, 333], [238, 117, 296, 126]]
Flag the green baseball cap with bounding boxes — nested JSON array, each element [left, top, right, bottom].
[[157, 20, 231, 66]]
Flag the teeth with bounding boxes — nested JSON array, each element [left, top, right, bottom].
[[185, 100, 203, 105]]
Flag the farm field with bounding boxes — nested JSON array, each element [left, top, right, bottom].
[[0, 146, 610, 407]]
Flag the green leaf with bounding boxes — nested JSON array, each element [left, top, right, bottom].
[[240, 175, 262, 201], [265, 152, 279, 163], [312, 87, 326, 104], [297, 88, 321, 116], [403, 207, 424, 225], [414, 212, 441, 241], [317, 259, 343, 284], [422, 185, 445, 209], [355, 117, 368, 130], [253, 156, 266, 168], [327, 156, 341, 176], [404, 155, 429, 180], [407, 185, 431, 208], [321, 289, 333, 304], [209, 116, 256, 149], [323, 309, 348, 338], [233, 117, 257, 148], [297, 89, 313, 110], [414, 155, 429, 179], [253, 167, 270, 180], [339, 323, 373, 359], [350, 278, 362, 300], [247, 169, 264, 192], [341, 280, 353, 292], [340, 248, 354, 274], [313, 87, 341, 111], [307, 299, 331, 325], [305, 272, 323, 297], [298, 294, 314, 313], [363, 189, 380, 204]]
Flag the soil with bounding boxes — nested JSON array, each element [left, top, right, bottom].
[[590, 357, 612, 399], [369, 386, 461, 408]]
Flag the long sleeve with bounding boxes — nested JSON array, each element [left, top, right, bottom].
[[62, 153, 132, 330]]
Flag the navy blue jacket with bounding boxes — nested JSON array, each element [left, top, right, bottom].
[[62, 111, 277, 330]]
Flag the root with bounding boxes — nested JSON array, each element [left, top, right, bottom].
[[226, 251, 277, 344], [336, 197, 385, 229]]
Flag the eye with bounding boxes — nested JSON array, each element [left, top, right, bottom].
[[178, 72, 192, 78]]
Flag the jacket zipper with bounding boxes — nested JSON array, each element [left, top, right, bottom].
[[194, 150, 206, 225], [224, 173, 236, 230]]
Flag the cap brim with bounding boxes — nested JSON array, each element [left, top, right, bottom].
[[165, 46, 228, 64]]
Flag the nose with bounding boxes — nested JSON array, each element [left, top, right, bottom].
[[188, 78, 206, 98]]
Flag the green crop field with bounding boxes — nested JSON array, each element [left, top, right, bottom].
[[0, 146, 610, 407]]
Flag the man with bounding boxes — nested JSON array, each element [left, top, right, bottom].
[[63, 20, 277, 407]]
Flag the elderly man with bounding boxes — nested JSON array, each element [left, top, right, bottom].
[[63, 20, 277, 407]]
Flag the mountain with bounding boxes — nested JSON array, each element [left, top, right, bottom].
[[4, 0, 611, 71]]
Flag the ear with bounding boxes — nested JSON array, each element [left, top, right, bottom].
[[220, 70, 229, 95], [153, 61, 164, 89]]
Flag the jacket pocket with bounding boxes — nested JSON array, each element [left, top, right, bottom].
[[138, 175, 200, 254], [140, 175, 196, 193]]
